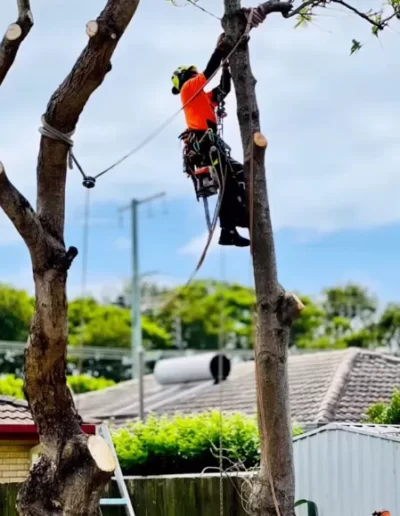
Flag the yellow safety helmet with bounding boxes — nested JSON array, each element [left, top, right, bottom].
[[171, 65, 198, 94]]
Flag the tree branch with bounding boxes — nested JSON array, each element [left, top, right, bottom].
[[329, 0, 384, 28], [0, 161, 44, 255], [37, 0, 140, 242], [247, 0, 399, 28], [0, 0, 33, 86]]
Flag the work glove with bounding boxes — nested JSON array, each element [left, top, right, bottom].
[[216, 32, 233, 56]]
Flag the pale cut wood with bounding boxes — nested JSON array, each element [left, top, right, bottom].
[[6, 24, 22, 41], [253, 131, 268, 148], [86, 20, 98, 38], [88, 435, 117, 473]]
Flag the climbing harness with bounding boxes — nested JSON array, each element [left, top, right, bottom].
[[180, 98, 230, 233]]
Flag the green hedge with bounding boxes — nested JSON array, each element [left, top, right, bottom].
[[113, 411, 303, 476], [66, 375, 115, 394], [0, 373, 115, 398]]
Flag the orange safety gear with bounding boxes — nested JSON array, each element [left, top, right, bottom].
[[180, 73, 217, 131]]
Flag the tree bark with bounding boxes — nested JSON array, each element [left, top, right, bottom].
[[222, 2, 304, 515], [0, 1, 140, 514]]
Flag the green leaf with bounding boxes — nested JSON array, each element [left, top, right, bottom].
[[371, 14, 383, 36], [294, 7, 312, 28], [350, 39, 362, 55]]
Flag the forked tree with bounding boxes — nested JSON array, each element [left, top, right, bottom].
[[221, 1, 398, 515], [0, 0, 398, 515], [0, 1, 140, 514]]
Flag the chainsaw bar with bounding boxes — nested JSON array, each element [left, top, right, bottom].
[[203, 197, 212, 232]]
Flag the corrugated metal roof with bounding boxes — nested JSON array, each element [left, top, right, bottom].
[[293, 422, 400, 516], [294, 423, 400, 443]]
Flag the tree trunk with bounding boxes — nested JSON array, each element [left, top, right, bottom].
[[222, 3, 303, 515], [0, 1, 140, 514]]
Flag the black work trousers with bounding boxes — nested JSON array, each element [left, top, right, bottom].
[[185, 130, 248, 230], [210, 146, 248, 230]]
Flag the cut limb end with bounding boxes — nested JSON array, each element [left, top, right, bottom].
[[87, 435, 116, 473], [6, 23, 22, 41], [277, 292, 305, 326], [86, 20, 99, 38], [253, 132, 268, 148], [286, 292, 305, 312]]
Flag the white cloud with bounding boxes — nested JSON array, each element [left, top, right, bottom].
[[179, 230, 219, 257], [179, 227, 251, 258]]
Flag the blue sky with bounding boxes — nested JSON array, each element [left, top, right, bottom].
[[0, 0, 399, 305]]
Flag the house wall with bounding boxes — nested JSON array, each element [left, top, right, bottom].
[[293, 428, 400, 516], [0, 443, 33, 484]]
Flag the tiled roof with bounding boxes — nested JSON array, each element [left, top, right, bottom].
[[0, 396, 34, 425], [76, 348, 400, 425], [335, 351, 400, 422], [0, 395, 99, 427]]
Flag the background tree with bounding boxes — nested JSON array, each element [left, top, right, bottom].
[[290, 295, 326, 348], [68, 297, 172, 349], [219, 1, 399, 515], [154, 279, 255, 349], [322, 283, 378, 331], [376, 304, 400, 351], [0, 1, 140, 514], [0, 284, 33, 341]]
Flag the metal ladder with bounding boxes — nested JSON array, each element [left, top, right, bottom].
[[97, 423, 136, 516]]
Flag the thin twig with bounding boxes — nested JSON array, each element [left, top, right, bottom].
[[330, 0, 383, 27], [187, 0, 221, 20], [284, 0, 323, 18]]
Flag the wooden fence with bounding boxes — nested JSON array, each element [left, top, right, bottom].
[[0, 474, 250, 516]]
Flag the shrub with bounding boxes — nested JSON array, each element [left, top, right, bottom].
[[0, 373, 115, 398], [0, 374, 24, 399], [112, 411, 303, 476], [67, 374, 115, 394], [365, 388, 400, 424]]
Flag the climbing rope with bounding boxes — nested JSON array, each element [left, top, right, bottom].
[[218, 246, 226, 516], [75, 188, 91, 414], [39, 115, 88, 181], [77, 188, 91, 372]]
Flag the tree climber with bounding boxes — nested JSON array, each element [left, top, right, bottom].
[[171, 33, 250, 248]]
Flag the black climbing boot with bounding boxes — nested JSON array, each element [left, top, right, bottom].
[[219, 228, 250, 247]]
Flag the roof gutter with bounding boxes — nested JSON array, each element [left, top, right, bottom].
[[0, 423, 97, 439]]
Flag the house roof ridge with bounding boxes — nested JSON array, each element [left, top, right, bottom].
[[315, 348, 360, 423], [74, 375, 154, 400], [0, 395, 29, 408], [358, 349, 400, 364]]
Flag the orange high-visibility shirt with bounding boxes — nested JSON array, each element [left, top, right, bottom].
[[180, 73, 217, 131]]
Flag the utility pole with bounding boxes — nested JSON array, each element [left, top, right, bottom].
[[118, 192, 166, 421]]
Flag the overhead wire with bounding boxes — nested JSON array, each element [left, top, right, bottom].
[[218, 246, 226, 516], [75, 187, 91, 414]]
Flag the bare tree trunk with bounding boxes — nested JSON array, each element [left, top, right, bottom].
[[222, 2, 303, 515], [0, 1, 139, 514]]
